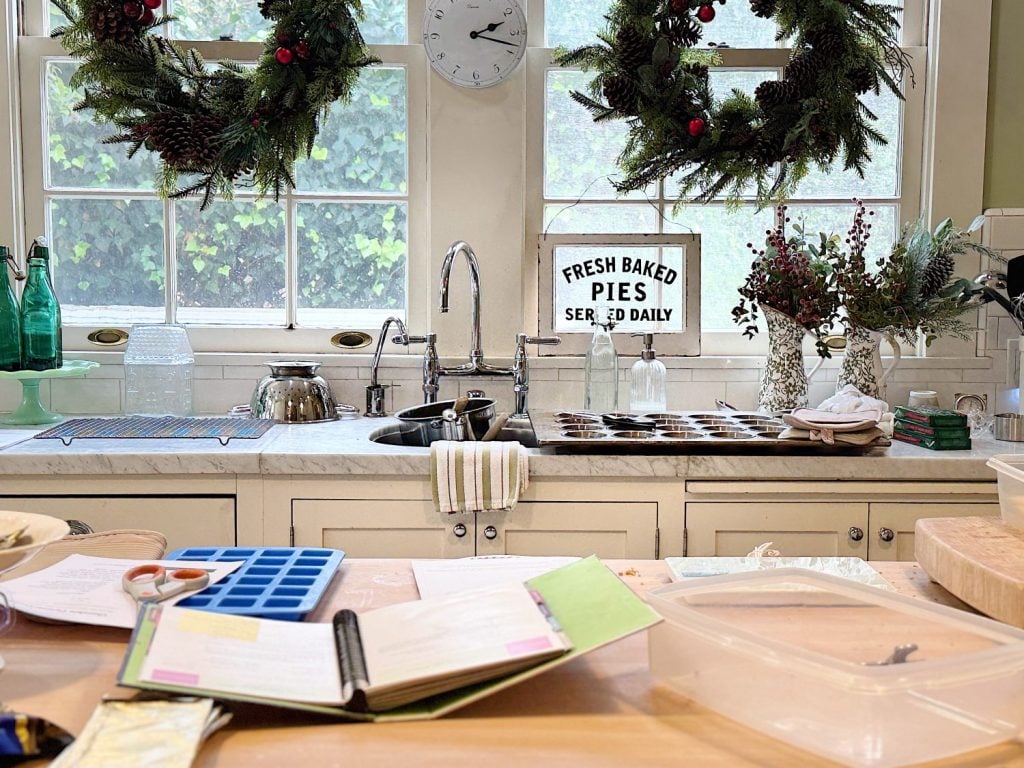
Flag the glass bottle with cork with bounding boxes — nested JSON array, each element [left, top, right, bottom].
[[0, 246, 24, 371], [20, 237, 62, 371], [584, 306, 618, 413]]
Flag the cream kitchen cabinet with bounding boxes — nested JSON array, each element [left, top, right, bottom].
[[267, 477, 678, 559], [684, 481, 999, 560], [0, 475, 254, 552]]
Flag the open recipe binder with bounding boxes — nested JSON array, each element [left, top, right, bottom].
[[118, 556, 661, 722]]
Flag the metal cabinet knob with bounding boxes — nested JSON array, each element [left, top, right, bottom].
[[484, 525, 498, 540], [848, 526, 864, 542], [453, 523, 467, 538], [879, 527, 895, 543]]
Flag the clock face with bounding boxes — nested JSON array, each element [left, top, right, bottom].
[[422, 0, 527, 88]]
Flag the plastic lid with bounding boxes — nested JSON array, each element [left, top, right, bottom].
[[648, 569, 1024, 685], [124, 324, 194, 365]]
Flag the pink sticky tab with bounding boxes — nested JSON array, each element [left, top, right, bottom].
[[506, 635, 553, 655], [150, 668, 200, 686]]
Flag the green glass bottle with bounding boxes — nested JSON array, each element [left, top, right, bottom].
[[20, 238, 62, 371], [0, 246, 22, 371]]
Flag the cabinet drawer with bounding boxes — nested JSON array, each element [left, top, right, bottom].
[[685, 502, 869, 557], [868, 502, 1001, 561], [0, 496, 235, 552], [292, 499, 472, 558], [480, 502, 658, 559]]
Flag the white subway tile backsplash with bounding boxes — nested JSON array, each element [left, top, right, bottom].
[[692, 368, 758, 382], [51, 377, 121, 414]]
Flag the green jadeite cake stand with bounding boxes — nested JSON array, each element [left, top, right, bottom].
[[0, 361, 100, 425]]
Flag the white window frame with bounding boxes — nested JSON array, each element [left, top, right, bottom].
[[17, 6, 429, 354], [526, 0, 930, 357]]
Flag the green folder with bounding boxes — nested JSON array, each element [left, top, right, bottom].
[[117, 556, 661, 722]]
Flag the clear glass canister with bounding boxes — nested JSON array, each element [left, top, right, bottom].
[[123, 324, 194, 416]]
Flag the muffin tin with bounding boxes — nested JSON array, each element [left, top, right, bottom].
[[535, 411, 884, 453]]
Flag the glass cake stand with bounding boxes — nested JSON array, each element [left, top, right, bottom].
[[0, 361, 99, 425]]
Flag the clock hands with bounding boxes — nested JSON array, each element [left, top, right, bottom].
[[473, 33, 516, 45], [469, 21, 504, 36]]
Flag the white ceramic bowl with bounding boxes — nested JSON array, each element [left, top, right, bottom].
[[0, 511, 70, 574]]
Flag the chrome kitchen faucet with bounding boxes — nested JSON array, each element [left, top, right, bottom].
[[393, 240, 559, 415]]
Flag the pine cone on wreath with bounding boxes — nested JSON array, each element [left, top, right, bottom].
[[806, 29, 847, 59], [603, 75, 641, 115], [754, 80, 798, 109], [189, 114, 226, 168], [658, 15, 701, 47], [148, 112, 224, 170], [919, 251, 956, 300], [784, 51, 821, 92], [90, 4, 139, 45], [681, 62, 709, 81], [847, 66, 878, 94], [749, 0, 777, 19], [616, 26, 654, 71]]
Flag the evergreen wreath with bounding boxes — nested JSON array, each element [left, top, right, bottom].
[[51, 0, 380, 208], [555, 0, 912, 206]]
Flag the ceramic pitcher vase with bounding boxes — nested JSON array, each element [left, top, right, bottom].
[[758, 307, 824, 413], [836, 325, 902, 401]]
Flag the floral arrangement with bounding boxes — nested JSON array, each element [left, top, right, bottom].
[[828, 201, 994, 345], [732, 207, 840, 355]]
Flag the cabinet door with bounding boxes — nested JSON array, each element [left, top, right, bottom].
[[685, 502, 870, 557], [0, 496, 235, 552], [868, 502, 1001, 561], [477, 502, 658, 558], [292, 499, 474, 558]]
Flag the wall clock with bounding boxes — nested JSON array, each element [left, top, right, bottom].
[[422, 0, 527, 88]]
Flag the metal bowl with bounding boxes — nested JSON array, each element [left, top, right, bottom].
[[249, 361, 340, 423]]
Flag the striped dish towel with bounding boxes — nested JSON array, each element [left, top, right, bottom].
[[430, 441, 529, 514]]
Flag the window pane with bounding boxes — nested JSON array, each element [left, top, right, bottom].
[[168, 0, 269, 41], [546, 70, 645, 200], [664, 204, 775, 331], [175, 199, 286, 326], [295, 68, 407, 195], [46, 62, 157, 191], [694, 2, 777, 48], [544, 204, 658, 234], [166, 0, 405, 43], [545, 0, 613, 49], [49, 197, 165, 324], [786, 204, 898, 268], [296, 202, 407, 326], [665, 69, 779, 200], [792, 88, 902, 199]]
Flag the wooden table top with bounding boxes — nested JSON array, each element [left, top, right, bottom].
[[3, 559, 1023, 767]]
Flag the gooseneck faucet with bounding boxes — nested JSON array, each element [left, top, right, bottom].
[[436, 241, 509, 378], [365, 316, 408, 416]]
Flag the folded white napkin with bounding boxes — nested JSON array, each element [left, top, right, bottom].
[[816, 384, 889, 414], [430, 441, 529, 515]]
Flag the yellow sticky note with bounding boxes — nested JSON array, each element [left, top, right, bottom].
[[176, 609, 260, 642]]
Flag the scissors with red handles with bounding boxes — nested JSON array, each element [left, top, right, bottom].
[[122, 564, 210, 603]]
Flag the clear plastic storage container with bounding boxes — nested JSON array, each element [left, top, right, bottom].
[[123, 324, 194, 416], [647, 569, 1024, 767], [986, 455, 1024, 527]]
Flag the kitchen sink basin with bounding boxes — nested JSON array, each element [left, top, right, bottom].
[[369, 417, 539, 448]]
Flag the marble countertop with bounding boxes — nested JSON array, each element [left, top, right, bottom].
[[0, 415, 1015, 479]]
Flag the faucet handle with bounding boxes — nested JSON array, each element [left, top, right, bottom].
[[516, 333, 561, 347], [393, 332, 436, 346]]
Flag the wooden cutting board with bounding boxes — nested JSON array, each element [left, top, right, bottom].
[[915, 516, 1024, 628]]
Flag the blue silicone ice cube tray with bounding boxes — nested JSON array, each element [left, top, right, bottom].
[[166, 546, 345, 621]]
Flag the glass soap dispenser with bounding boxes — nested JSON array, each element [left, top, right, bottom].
[[584, 307, 618, 413], [629, 332, 667, 413]]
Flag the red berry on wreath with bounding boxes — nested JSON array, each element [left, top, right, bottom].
[[275, 47, 294, 65], [142, 0, 161, 9], [697, 4, 716, 22], [670, 0, 688, 14], [250, 117, 261, 128], [687, 117, 706, 137], [122, 2, 142, 18], [294, 40, 311, 59], [139, 7, 155, 24]]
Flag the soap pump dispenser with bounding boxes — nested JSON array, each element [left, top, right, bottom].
[[629, 332, 667, 413]]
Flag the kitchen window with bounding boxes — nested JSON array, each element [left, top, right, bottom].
[[17, 0, 427, 353], [528, 0, 928, 356]]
